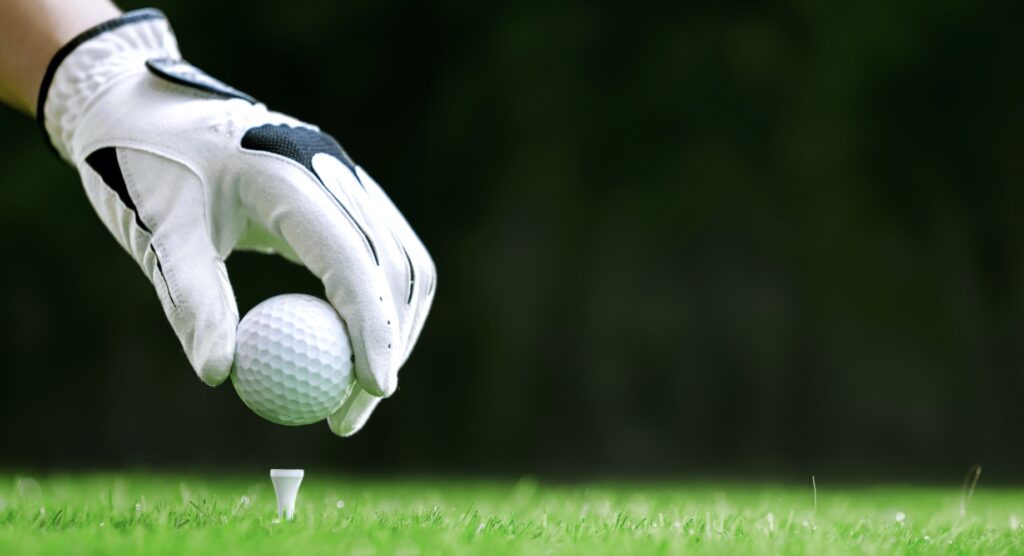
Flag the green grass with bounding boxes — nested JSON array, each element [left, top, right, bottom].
[[0, 473, 1022, 555]]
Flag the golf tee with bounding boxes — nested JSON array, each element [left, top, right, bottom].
[[270, 469, 304, 520]]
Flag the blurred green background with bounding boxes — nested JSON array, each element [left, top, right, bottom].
[[0, 0, 1022, 479]]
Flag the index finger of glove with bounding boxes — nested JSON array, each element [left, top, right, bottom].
[[356, 167, 436, 365], [238, 126, 401, 396]]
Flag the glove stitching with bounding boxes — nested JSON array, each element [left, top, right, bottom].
[[80, 138, 230, 265], [116, 147, 180, 310]]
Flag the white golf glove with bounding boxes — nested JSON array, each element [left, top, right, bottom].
[[38, 9, 435, 436]]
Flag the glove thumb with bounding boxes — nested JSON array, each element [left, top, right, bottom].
[[162, 254, 239, 386], [112, 148, 240, 386]]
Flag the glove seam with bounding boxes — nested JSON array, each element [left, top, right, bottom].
[[77, 140, 210, 248], [108, 144, 221, 315], [126, 143, 218, 264], [116, 147, 181, 309], [36, 8, 167, 148]]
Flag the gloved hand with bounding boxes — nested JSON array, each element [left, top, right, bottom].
[[37, 9, 435, 436]]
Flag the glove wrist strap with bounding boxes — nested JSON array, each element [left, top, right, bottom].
[[37, 8, 180, 161]]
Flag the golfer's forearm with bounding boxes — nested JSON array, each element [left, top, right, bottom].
[[0, 0, 121, 115]]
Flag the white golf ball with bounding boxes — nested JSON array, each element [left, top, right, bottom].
[[232, 294, 355, 425]]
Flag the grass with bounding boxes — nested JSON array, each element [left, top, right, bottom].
[[0, 473, 1022, 555]]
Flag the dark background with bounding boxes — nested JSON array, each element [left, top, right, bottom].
[[0, 0, 1022, 481]]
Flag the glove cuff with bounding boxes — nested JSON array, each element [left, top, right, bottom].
[[37, 8, 181, 161]]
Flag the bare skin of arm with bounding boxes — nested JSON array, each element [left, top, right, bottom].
[[0, 0, 121, 115]]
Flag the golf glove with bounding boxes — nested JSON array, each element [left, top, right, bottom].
[[37, 9, 435, 436]]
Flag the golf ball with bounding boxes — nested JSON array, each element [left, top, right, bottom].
[[232, 294, 355, 425]]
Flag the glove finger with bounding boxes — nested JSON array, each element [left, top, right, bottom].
[[238, 143, 401, 397], [327, 385, 382, 437], [356, 167, 436, 364], [310, 157, 417, 356], [161, 254, 238, 386], [98, 148, 240, 385]]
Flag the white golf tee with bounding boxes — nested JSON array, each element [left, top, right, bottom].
[[270, 469, 304, 520]]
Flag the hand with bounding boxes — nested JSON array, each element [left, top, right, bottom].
[[38, 9, 435, 436]]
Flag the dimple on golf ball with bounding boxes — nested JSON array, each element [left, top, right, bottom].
[[232, 294, 355, 426]]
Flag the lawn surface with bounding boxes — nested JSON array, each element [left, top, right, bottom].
[[0, 473, 1021, 555]]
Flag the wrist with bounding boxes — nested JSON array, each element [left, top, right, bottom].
[[0, 0, 122, 115], [38, 9, 179, 161]]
